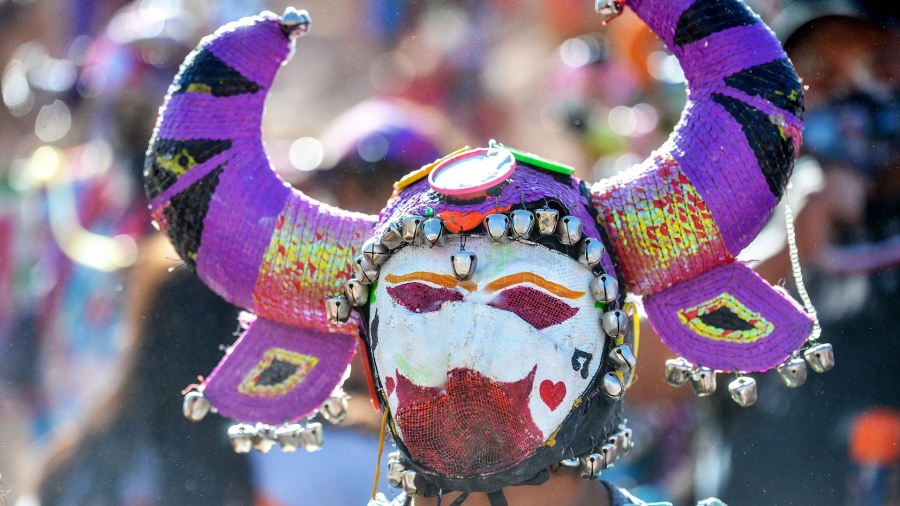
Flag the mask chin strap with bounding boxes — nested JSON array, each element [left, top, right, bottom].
[[433, 468, 549, 506], [486, 491, 508, 506], [443, 491, 504, 506]]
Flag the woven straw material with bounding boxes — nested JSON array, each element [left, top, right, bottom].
[[145, 14, 375, 422], [643, 262, 812, 372], [590, 0, 808, 371], [146, 13, 375, 330], [203, 316, 357, 424], [591, 0, 803, 295]]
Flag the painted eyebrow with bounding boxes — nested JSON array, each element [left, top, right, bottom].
[[384, 272, 477, 292], [484, 273, 585, 300]]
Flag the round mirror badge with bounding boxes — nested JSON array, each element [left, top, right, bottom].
[[428, 147, 516, 199]]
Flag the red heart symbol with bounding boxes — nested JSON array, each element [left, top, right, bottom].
[[539, 380, 566, 411], [385, 376, 396, 396]]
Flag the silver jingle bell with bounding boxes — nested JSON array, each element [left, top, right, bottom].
[[401, 470, 420, 497], [182, 390, 211, 422], [379, 221, 406, 251], [621, 428, 634, 455], [274, 424, 304, 453], [353, 255, 379, 285], [556, 215, 583, 246], [607, 433, 625, 457], [665, 358, 692, 388], [299, 421, 324, 452], [535, 208, 559, 236], [599, 372, 625, 400], [253, 424, 278, 454], [227, 423, 257, 454], [590, 274, 619, 304], [690, 367, 717, 397], [595, 0, 623, 22], [578, 238, 605, 269], [325, 295, 352, 324], [600, 443, 618, 469], [728, 376, 758, 407], [776, 355, 808, 388], [579, 453, 604, 479], [362, 238, 391, 266], [280, 7, 311, 37], [343, 278, 370, 307], [422, 218, 445, 247], [601, 310, 628, 338], [387, 460, 406, 488], [483, 214, 511, 242], [451, 250, 478, 281], [608, 344, 637, 372], [401, 215, 425, 244], [320, 395, 348, 425], [510, 209, 535, 240], [804, 342, 835, 373]]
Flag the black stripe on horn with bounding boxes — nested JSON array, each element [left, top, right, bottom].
[[674, 0, 761, 47], [712, 93, 795, 199], [145, 139, 233, 199], [163, 165, 224, 270], [724, 59, 805, 118], [172, 49, 262, 97]]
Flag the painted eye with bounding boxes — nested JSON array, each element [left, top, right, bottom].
[[387, 282, 464, 314], [489, 286, 579, 330]]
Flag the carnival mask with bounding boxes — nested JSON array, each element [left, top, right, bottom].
[[146, 0, 828, 499], [372, 237, 603, 476]]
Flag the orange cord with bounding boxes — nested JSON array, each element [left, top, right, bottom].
[[372, 407, 390, 500]]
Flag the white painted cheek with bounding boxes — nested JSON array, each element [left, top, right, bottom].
[[526, 321, 605, 438], [373, 302, 459, 389]]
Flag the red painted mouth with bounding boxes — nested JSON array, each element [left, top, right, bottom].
[[393, 366, 543, 477]]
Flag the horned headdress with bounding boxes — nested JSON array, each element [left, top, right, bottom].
[[146, 0, 830, 498]]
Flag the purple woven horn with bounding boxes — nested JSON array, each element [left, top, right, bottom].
[[590, 0, 812, 372], [144, 11, 375, 423], [145, 12, 375, 332]]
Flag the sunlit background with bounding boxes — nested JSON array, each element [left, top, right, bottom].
[[0, 0, 898, 505]]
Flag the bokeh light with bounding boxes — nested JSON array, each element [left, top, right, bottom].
[[289, 137, 325, 172], [34, 100, 71, 142]]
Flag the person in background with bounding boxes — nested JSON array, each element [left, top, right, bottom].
[[717, 1, 900, 504], [295, 97, 459, 215], [24, 235, 254, 506]]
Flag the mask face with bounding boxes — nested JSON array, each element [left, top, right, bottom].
[[370, 236, 605, 477]]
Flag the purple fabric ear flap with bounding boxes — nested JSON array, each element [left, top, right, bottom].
[[203, 316, 356, 424], [643, 262, 812, 372]]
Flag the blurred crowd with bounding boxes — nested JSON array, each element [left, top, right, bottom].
[[0, 0, 897, 505]]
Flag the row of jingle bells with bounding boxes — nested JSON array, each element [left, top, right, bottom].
[[327, 208, 611, 324], [558, 424, 634, 479], [182, 390, 350, 453], [665, 341, 835, 407], [228, 421, 323, 454]]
